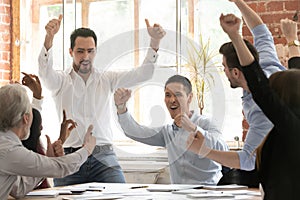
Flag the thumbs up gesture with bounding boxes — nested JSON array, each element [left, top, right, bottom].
[[145, 19, 166, 51]]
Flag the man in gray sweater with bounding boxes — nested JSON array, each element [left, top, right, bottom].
[[114, 75, 228, 185]]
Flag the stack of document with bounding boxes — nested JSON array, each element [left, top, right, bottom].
[[172, 184, 261, 199], [26, 190, 59, 198]]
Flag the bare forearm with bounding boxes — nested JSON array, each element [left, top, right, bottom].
[[230, 34, 255, 66], [150, 38, 160, 52], [44, 34, 54, 51], [206, 149, 241, 169], [234, 0, 263, 29]]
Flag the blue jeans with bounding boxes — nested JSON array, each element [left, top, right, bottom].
[[54, 145, 125, 186]]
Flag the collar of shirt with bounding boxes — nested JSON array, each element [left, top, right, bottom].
[[172, 123, 179, 132], [0, 130, 22, 145]]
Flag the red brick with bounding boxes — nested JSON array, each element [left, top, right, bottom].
[[0, 32, 10, 43], [242, 26, 252, 37], [242, 130, 248, 142], [0, 43, 10, 51], [0, 5, 10, 14], [257, 2, 267, 13], [0, 24, 9, 30], [285, 1, 300, 11], [242, 119, 249, 130], [274, 37, 287, 45], [265, 2, 284, 12], [0, 62, 10, 70], [2, 0, 11, 5], [1, 51, 9, 61], [1, 15, 10, 24], [261, 13, 292, 24], [1, 70, 10, 80], [247, 2, 266, 13]]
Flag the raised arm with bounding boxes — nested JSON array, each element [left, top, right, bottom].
[[220, 13, 254, 65], [114, 88, 165, 147], [280, 18, 300, 69], [229, 0, 263, 29], [38, 15, 66, 94], [186, 14, 254, 169]]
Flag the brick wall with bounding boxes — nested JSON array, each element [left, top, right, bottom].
[[241, 0, 300, 141], [0, 0, 11, 87], [242, 0, 300, 44]]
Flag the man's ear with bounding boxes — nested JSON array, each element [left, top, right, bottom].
[[23, 113, 30, 125], [232, 68, 241, 78], [69, 48, 73, 57], [187, 92, 193, 104]]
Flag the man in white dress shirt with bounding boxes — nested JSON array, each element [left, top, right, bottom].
[[38, 15, 166, 186]]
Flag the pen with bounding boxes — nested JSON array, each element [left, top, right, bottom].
[[130, 185, 149, 189], [193, 186, 204, 189], [86, 188, 103, 192]]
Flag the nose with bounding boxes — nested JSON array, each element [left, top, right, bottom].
[[83, 51, 89, 59], [170, 95, 177, 102]]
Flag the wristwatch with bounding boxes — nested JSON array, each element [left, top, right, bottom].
[[115, 103, 126, 110], [288, 40, 300, 47]]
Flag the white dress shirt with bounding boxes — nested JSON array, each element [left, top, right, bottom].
[[38, 47, 158, 147], [0, 130, 88, 199]]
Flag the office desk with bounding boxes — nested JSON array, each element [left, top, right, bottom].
[[9, 183, 262, 200]]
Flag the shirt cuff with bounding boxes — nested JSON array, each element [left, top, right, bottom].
[[196, 126, 207, 138], [288, 57, 300, 69], [32, 98, 43, 112], [76, 148, 89, 162], [145, 48, 158, 63], [41, 46, 52, 58]]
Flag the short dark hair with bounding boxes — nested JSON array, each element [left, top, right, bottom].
[[165, 75, 192, 95], [219, 39, 259, 71], [70, 28, 97, 50], [269, 69, 300, 117], [22, 108, 42, 153]]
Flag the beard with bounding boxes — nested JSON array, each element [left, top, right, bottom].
[[74, 60, 92, 74], [78, 66, 91, 74], [228, 78, 239, 89]]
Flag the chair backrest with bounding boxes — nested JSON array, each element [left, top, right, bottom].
[[218, 168, 259, 188]]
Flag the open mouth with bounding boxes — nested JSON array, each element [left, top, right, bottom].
[[170, 105, 179, 110], [80, 60, 90, 66]]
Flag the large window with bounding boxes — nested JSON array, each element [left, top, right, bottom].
[[20, 0, 242, 152]]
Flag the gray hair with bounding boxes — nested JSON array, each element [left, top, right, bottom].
[[0, 84, 31, 132]]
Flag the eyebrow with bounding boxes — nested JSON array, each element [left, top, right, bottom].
[[76, 48, 95, 51]]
